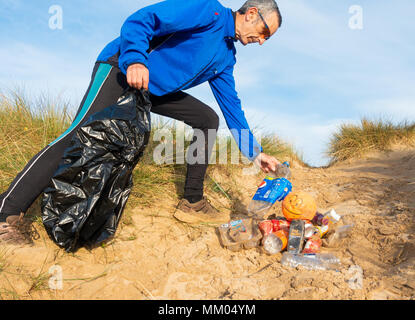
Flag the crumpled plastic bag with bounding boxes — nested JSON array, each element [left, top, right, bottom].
[[41, 89, 151, 252]]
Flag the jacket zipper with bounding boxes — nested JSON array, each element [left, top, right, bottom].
[[148, 33, 176, 55], [172, 61, 213, 93]]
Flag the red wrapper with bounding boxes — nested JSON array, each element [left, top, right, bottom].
[[259, 220, 273, 236], [303, 236, 322, 254], [271, 219, 291, 233]]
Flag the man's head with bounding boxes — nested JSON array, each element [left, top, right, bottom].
[[235, 0, 282, 46]]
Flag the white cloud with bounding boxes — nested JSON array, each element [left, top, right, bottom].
[[0, 41, 93, 110], [356, 98, 415, 120]]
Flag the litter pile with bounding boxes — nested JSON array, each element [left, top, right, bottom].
[[217, 162, 354, 271]]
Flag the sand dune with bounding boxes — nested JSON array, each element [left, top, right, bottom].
[[1, 146, 414, 300]]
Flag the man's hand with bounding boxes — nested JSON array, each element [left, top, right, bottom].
[[126, 63, 149, 91], [253, 152, 281, 173]]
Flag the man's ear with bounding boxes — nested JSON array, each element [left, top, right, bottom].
[[246, 7, 259, 23]]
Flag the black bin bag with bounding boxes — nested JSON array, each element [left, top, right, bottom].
[[41, 89, 151, 252]]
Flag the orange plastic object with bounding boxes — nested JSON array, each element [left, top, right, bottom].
[[273, 229, 288, 250], [282, 191, 317, 221]]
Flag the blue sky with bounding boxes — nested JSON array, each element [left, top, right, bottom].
[[1, 0, 414, 166]]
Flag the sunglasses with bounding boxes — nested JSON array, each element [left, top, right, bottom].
[[257, 9, 271, 40]]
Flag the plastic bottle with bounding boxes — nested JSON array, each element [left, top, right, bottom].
[[275, 161, 292, 179], [281, 252, 341, 271], [248, 162, 292, 219], [326, 224, 354, 247], [321, 209, 341, 227]]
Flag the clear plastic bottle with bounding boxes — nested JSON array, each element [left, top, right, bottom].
[[275, 161, 292, 179], [326, 224, 354, 247], [281, 252, 341, 271], [322, 209, 342, 227], [248, 162, 292, 219]]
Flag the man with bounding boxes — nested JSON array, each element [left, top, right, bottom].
[[0, 0, 282, 243]]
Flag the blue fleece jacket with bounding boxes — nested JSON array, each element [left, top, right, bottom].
[[97, 0, 263, 160]]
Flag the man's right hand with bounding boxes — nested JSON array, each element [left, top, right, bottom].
[[253, 152, 281, 173], [126, 63, 149, 91]]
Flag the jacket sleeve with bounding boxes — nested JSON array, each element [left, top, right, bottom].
[[119, 0, 218, 74], [209, 64, 263, 161]]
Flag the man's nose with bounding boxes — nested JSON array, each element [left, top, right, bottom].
[[258, 38, 266, 45]]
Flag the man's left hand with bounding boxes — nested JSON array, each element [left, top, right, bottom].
[[253, 152, 281, 173]]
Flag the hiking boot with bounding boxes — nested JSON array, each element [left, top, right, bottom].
[[0, 213, 39, 245], [174, 196, 229, 224]]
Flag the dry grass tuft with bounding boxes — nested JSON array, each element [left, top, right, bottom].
[[0, 89, 305, 217], [327, 117, 415, 163], [0, 90, 72, 191]]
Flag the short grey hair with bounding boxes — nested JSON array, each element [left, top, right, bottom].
[[238, 0, 282, 27]]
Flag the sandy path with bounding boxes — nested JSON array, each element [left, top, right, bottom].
[[0, 148, 414, 300]]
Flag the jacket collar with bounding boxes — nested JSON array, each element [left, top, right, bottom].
[[224, 9, 237, 42]]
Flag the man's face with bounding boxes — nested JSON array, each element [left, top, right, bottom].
[[236, 7, 279, 46]]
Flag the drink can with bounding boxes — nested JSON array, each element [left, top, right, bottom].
[[271, 219, 291, 232], [274, 229, 288, 250], [262, 230, 288, 255], [287, 219, 305, 254], [258, 220, 273, 236], [315, 224, 329, 238], [303, 235, 322, 254], [304, 221, 316, 239]]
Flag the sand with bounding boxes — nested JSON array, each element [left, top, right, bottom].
[[0, 147, 414, 300]]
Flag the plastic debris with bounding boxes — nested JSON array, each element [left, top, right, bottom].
[[281, 252, 341, 271], [218, 219, 262, 252]]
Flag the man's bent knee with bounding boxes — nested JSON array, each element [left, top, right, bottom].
[[205, 110, 220, 130]]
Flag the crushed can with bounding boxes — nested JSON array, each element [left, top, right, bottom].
[[258, 220, 274, 236], [315, 224, 329, 238], [271, 219, 291, 233], [303, 235, 322, 254], [304, 220, 315, 239], [287, 219, 305, 254], [262, 229, 288, 255]]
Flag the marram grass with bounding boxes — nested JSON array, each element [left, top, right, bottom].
[[327, 117, 415, 163], [0, 89, 305, 216]]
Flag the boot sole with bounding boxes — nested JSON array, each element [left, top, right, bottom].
[[173, 209, 229, 224]]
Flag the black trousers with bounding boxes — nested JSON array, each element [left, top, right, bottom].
[[0, 63, 219, 218]]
